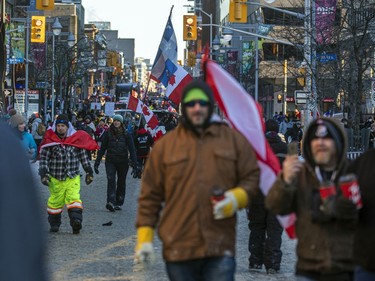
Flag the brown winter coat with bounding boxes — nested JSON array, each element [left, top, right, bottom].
[[136, 123, 260, 262], [266, 118, 356, 276]]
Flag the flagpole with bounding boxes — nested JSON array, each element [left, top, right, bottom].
[[143, 73, 152, 102], [0, 0, 6, 114]]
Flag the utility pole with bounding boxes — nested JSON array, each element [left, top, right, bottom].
[[0, 0, 6, 114], [24, 13, 30, 119]]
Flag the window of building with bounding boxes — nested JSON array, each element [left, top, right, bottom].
[[263, 43, 303, 61], [263, 7, 304, 26]]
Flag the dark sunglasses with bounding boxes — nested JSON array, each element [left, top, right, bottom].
[[183, 100, 210, 107]]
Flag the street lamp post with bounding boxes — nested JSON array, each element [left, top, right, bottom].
[[51, 17, 62, 119]]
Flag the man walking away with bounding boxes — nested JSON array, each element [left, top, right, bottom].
[[248, 119, 286, 274], [347, 150, 375, 281], [30, 112, 45, 148]]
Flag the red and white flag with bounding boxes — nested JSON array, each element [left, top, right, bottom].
[[142, 105, 159, 130], [204, 60, 296, 238], [128, 95, 143, 113], [165, 64, 193, 105], [128, 95, 159, 130]]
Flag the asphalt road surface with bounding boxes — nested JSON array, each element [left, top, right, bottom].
[[30, 161, 297, 281]]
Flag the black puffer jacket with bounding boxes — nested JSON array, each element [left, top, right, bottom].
[[265, 131, 287, 165], [347, 149, 375, 272], [96, 125, 137, 164]]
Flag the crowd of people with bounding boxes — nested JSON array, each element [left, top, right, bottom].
[[2, 80, 375, 281]]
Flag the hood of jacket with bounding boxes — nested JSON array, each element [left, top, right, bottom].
[[32, 117, 42, 124], [180, 80, 215, 133], [302, 117, 347, 174], [266, 131, 282, 144]]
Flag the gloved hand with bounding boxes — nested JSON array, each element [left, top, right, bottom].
[[134, 226, 155, 264], [335, 196, 358, 221], [131, 165, 141, 179], [131, 169, 136, 178], [94, 163, 100, 174], [85, 173, 94, 185], [41, 175, 50, 186], [212, 187, 248, 220]]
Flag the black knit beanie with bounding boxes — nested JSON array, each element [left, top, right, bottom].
[[265, 119, 279, 133], [56, 114, 69, 127]]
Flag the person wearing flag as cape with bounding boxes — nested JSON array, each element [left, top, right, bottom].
[[135, 80, 260, 280], [39, 114, 98, 234]]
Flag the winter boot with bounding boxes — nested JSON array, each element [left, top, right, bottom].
[[106, 202, 115, 212], [68, 208, 83, 234], [71, 219, 82, 234], [48, 213, 61, 233]]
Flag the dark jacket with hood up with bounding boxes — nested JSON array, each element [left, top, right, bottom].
[[347, 149, 375, 272], [266, 118, 357, 279], [136, 80, 260, 262]]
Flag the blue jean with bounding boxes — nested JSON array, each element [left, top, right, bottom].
[[166, 256, 235, 281], [354, 266, 375, 281]]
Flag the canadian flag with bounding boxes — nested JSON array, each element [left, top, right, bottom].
[[128, 95, 159, 130], [147, 125, 166, 143], [128, 95, 143, 113], [204, 59, 296, 239]]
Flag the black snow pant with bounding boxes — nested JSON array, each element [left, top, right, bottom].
[[105, 161, 129, 206], [247, 194, 283, 270]]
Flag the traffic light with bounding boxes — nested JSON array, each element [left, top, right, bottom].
[[183, 15, 197, 41], [31, 16, 46, 43], [229, 0, 247, 23], [36, 0, 54, 10], [277, 94, 283, 103]]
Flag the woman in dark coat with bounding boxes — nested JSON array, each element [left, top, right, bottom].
[[94, 114, 137, 211]]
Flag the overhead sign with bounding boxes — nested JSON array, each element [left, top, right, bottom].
[[14, 90, 39, 117], [317, 53, 337, 63], [294, 90, 310, 105]]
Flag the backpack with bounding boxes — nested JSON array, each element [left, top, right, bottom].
[[37, 122, 46, 136]]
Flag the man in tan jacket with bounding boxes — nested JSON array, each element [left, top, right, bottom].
[[135, 80, 260, 281]]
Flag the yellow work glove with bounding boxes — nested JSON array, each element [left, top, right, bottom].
[[134, 226, 155, 264], [212, 187, 248, 220]]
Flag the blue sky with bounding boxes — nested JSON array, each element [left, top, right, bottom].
[[82, 0, 188, 63]]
